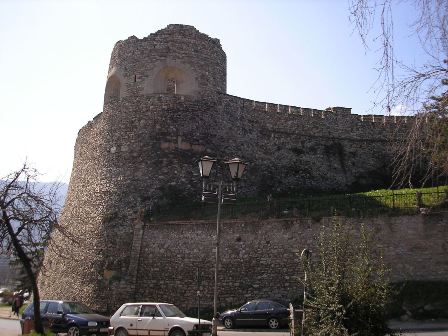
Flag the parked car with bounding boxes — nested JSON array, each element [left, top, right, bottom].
[[218, 299, 290, 329], [20, 300, 110, 336], [109, 302, 212, 336]]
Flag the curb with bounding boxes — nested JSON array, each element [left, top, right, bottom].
[[388, 324, 448, 332], [388, 319, 448, 332], [0, 315, 20, 320]]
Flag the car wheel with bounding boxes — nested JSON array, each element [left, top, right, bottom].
[[268, 317, 279, 329], [115, 328, 129, 336], [223, 317, 234, 329], [169, 328, 185, 336], [67, 325, 80, 336]]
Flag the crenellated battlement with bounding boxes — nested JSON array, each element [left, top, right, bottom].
[[222, 93, 415, 130]]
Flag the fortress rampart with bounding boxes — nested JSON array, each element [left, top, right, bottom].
[[74, 90, 410, 199], [37, 25, 444, 314], [227, 94, 412, 125]]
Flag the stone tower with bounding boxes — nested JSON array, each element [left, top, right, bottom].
[[104, 24, 226, 101], [39, 25, 409, 312], [39, 24, 231, 310]]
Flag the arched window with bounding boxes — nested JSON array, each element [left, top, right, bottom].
[[104, 75, 121, 102], [152, 66, 191, 95], [145, 63, 198, 96]]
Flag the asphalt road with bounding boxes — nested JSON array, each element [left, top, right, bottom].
[[219, 329, 290, 336], [0, 318, 447, 336], [220, 331, 448, 336], [401, 333, 448, 336], [0, 318, 21, 336], [220, 330, 448, 336]]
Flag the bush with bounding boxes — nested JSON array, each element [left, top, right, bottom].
[[301, 218, 396, 336]]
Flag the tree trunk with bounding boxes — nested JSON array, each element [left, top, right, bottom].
[[30, 279, 44, 334], [2, 213, 45, 334]]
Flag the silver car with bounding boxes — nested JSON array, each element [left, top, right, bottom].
[[109, 302, 212, 336]]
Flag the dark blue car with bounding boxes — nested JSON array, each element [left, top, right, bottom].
[[21, 300, 110, 336], [218, 299, 290, 329]]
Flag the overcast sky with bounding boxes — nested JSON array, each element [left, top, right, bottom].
[[0, 0, 424, 182]]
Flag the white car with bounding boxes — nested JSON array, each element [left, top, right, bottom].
[[109, 302, 212, 336]]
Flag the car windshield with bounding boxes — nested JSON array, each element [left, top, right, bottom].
[[62, 302, 95, 314], [159, 304, 186, 318]]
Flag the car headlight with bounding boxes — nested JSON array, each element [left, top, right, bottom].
[[88, 321, 98, 327]]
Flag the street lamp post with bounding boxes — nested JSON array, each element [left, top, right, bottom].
[[198, 156, 247, 336], [300, 248, 312, 336]]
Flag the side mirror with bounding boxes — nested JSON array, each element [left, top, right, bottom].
[[151, 313, 156, 319]]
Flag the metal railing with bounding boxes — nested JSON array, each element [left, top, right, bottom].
[[151, 190, 448, 223]]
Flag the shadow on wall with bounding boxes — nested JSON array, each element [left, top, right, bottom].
[[388, 281, 448, 320], [104, 74, 121, 103]]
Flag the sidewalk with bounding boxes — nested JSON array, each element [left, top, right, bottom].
[[388, 318, 448, 332], [0, 305, 20, 320]]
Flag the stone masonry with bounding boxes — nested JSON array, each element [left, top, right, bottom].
[[37, 24, 444, 314]]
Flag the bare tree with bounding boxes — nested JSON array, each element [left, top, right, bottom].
[[0, 164, 61, 334], [349, 0, 448, 186], [391, 83, 448, 186]]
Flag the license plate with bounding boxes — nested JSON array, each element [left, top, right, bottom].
[[100, 328, 109, 332]]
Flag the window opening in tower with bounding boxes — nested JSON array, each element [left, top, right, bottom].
[[167, 77, 177, 94]]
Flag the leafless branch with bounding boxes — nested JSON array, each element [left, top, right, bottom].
[[349, 0, 448, 186]]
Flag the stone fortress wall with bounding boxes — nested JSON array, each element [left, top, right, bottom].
[[119, 214, 448, 312], [38, 24, 446, 314]]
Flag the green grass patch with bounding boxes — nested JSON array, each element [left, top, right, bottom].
[[19, 304, 27, 315], [360, 186, 448, 208]]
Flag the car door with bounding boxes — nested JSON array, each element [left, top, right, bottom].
[[44, 301, 66, 333], [22, 301, 49, 325], [117, 304, 141, 336], [252, 301, 274, 327], [235, 301, 258, 327], [137, 304, 167, 336]]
